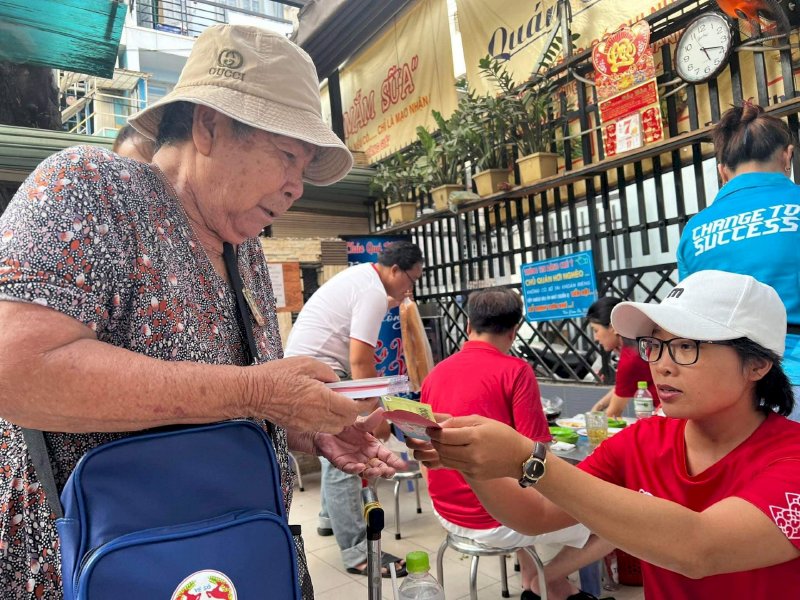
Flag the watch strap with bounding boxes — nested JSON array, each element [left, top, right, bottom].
[[518, 441, 547, 487]]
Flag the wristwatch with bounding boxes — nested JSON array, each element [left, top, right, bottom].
[[518, 442, 547, 487]]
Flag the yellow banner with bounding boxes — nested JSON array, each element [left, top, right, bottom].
[[455, 0, 676, 94], [339, 0, 457, 163]]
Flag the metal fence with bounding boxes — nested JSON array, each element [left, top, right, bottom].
[[135, 0, 290, 38], [374, 0, 800, 384]]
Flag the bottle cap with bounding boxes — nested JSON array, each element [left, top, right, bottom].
[[637, 381, 648, 389], [405, 551, 430, 573]]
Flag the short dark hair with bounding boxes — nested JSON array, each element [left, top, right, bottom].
[[712, 102, 792, 170], [586, 297, 623, 327], [727, 338, 794, 416], [467, 287, 522, 334], [154, 101, 256, 150], [377, 240, 423, 270]]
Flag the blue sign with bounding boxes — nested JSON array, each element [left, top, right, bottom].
[[342, 235, 410, 377], [520, 251, 598, 322]]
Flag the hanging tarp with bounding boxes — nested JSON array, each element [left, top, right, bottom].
[[338, 0, 457, 163], [0, 0, 126, 78], [455, 0, 677, 95]]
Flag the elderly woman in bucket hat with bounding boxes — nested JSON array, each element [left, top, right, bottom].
[[411, 270, 800, 599], [0, 25, 402, 599]]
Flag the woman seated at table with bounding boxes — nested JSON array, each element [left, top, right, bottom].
[[413, 270, 800, 598], [587, 297, 659, 417]]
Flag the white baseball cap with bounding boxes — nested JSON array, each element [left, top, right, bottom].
[[130, 25, 353, 186], [610, 270, 787, 356]]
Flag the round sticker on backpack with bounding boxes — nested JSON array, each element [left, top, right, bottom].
[[171, 570, 237, 600]]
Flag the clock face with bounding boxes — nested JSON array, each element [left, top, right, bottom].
[[675, 12, 732, 83]]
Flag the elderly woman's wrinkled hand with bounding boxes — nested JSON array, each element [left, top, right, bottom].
[[250, 356, 360, 433], [315, 409, 406, 479], [427, 415, 532, 481]]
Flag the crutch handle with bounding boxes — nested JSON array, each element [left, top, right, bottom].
[[361, 485, 384, 539]]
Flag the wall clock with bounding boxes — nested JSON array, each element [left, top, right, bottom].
[[675, 11, 734, 84]]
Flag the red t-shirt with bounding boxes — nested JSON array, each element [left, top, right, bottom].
[[422, 340, 551, 529], [615, 344, 659, 407], [579, 413, 800, 598]]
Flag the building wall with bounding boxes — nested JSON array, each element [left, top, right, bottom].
[[260, 237, 349, 347]]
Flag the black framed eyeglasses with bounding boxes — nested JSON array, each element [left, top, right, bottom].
[[402, 270, 417, 289], [636, 336, 733, 366]]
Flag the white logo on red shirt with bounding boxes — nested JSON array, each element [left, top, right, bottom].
[[769, 492, 800, 540]]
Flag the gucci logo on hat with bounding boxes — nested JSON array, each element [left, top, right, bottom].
[[217, 49, 243, 69]]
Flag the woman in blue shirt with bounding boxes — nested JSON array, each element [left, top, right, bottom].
[[677, 102, 800, 417]]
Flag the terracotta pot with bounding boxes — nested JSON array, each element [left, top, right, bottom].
[[431, 184, 463, 211], [516, 152, 559, 185], [387, 201, 417, 225], [473, 169, 511, 197]]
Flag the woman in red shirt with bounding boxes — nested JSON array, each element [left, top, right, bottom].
[[587, 297, 659, 417], [415, 271, 800, 599]]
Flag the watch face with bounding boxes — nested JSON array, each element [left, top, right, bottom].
[[524, 459, 546, 481], [675, 12, 732, 83], [520, 456, 546, 487]]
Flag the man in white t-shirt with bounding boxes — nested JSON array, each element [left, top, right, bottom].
[[285, 240, 423, 577]]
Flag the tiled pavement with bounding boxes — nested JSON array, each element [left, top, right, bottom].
[[290, 462, 645, 600]]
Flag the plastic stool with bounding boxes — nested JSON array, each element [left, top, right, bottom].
[[436, 532, 548, 600], [616, 549, 643, 586], [388, 466, 423, 539]]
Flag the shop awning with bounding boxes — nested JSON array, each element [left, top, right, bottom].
[[292, 0, 413, 80], [0, 0, 126, 78], [0, 125, 112, 182]]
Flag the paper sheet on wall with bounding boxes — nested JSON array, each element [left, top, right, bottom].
[[267, 264, 286, 309]]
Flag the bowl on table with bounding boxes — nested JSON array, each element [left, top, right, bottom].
[[549, 426, 579, 445], [542, 396, 564, 425]]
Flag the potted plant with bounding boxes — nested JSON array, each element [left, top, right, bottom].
[[416, 110, 467, 211], [479, 54, 560, 186], [371, 150, 423, 225], [459, 89, 516, 197]]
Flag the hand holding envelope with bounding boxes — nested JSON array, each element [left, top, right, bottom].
[[380, 395, 442, 442]]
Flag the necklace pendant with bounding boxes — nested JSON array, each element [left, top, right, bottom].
[[243, 287, 266, 327]]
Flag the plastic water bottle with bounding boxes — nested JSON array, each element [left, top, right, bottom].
[[398, 551, 445, 599], [633, 381, 653, 420]]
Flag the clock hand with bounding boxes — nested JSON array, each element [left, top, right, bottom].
[[701, 47, 711, 60]]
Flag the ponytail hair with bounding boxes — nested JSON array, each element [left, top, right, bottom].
[[728, 337, 794, 416], [712, 102, 792, 171]]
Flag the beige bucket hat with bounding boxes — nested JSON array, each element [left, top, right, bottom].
[[129, 24, 353, 186]]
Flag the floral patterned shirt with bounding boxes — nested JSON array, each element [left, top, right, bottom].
[[0, 145, 301, 598]]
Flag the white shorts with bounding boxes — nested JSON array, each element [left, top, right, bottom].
[[433, 508, 591, 550]]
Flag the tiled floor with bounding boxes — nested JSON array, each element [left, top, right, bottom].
[[289, 462, 645, 600]]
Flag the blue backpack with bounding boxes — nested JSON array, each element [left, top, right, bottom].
[[25, 421, 301, 600]]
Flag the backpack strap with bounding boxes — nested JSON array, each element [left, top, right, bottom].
[[21, 428, 63, 519], [223, 242, 275, 437], [223, 242, 261, 365]]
